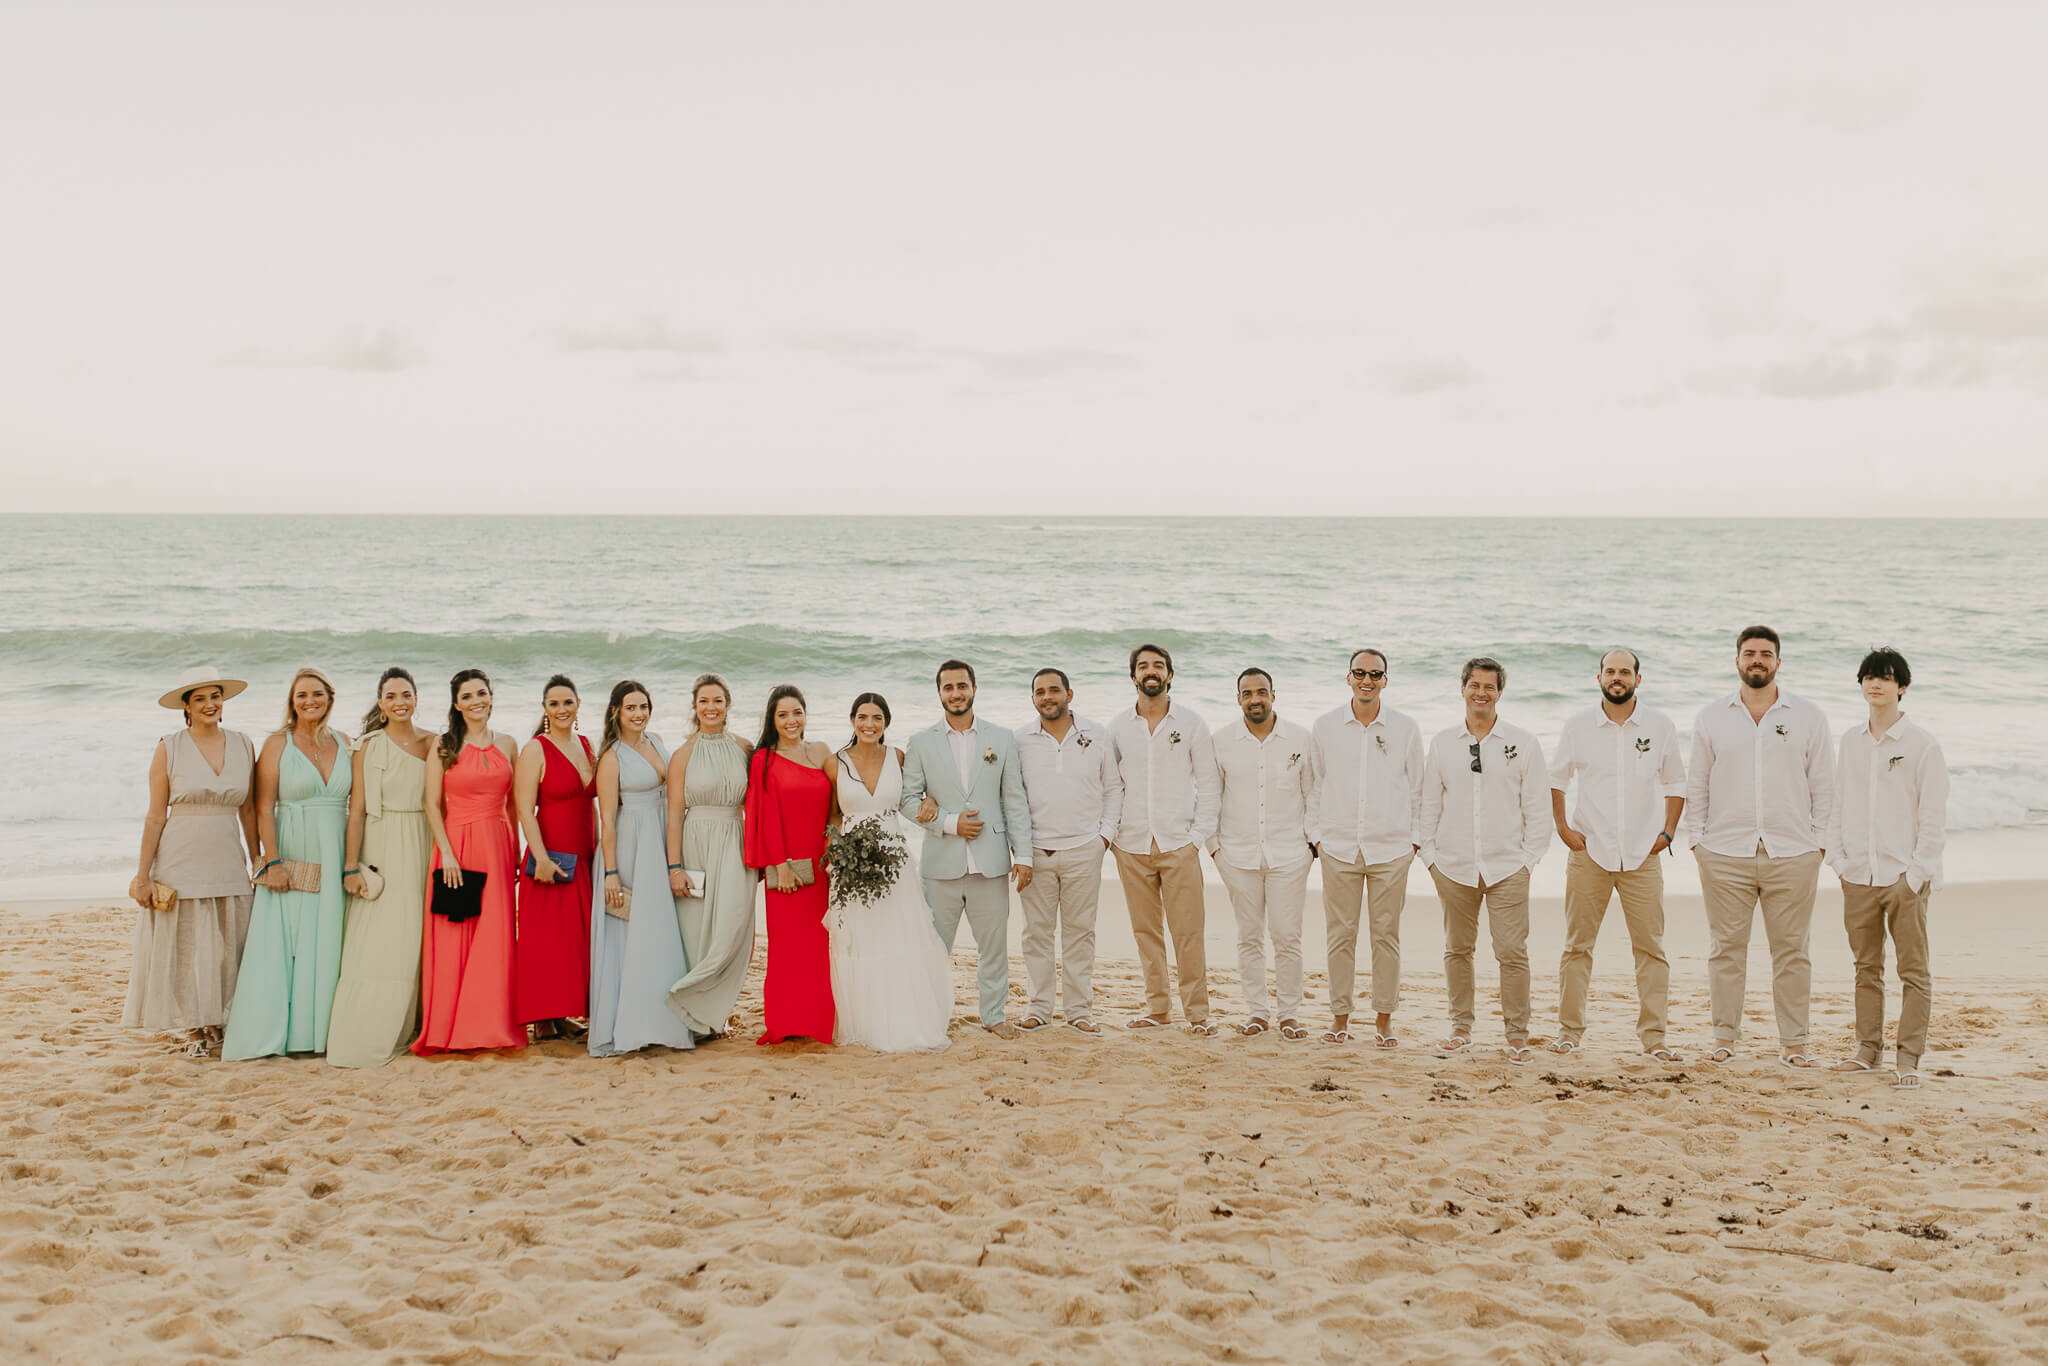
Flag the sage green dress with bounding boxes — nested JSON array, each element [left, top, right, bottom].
[[665, 731, 757, 1036], [326, 732, 430, 1068], [223, 736, 351, 1059]]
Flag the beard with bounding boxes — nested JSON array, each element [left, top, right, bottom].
[[1603, 682, 1636, 705], [942, 694, 974, 715], [1742, 665, 1775, 688], [1035, 700, 1069, 721], [1138, 676, 1167, 697], [1243, 704, 1270, 724]]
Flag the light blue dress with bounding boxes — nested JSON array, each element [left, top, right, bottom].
[[223, 737, 351, 1059], [588, 738, 696, 1057]]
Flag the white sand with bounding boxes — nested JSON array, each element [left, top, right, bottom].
[[4, 878, 2046, 1363]]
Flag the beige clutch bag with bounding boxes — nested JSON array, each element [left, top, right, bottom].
[[282, 860, 323, 893], [606, 887, 632, 920], [151, 882, 178, 914], [356, 864, 385, 900]]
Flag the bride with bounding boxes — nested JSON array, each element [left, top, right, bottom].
[[830, 693, 953, 1052]]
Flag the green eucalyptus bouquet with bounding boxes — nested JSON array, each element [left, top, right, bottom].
[[825, 816, 910, 910]]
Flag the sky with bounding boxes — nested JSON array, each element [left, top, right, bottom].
[[2, 1, 2044, 515]]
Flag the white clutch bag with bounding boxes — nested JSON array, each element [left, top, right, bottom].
[[679, 868, 707, 899]]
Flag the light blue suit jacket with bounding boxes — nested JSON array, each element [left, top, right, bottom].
[[898, 720, 1033, 881]]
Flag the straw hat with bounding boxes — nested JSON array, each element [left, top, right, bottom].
[[159, 665, 249, 711]]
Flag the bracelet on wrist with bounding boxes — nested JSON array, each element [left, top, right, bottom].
[[667, 862, 684, 870], [605, 869, 621, 879], [258, 859, 280, 872], [342, 867, 359, 876]]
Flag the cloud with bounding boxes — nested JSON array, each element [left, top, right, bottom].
[[1692, 348, 1897, 399], [778, 329, 920, 357], [554, 316, 724, 354], [950, 347, 1134, 380], [1763, 69, 1924, 134], [217, 326, 426, 373], [1376, 357, 1480, 396]]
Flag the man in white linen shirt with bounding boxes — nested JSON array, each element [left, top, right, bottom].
[[1207, 668, 1314, 1039], [1305, 647, 1425, 1048], [1109, 642, 1221, 1036], [1548, 647, 1687, 1062], [1416, 656, 1551, 1064], [1685, 625, 1834, 1069], [1824, 647, 1948, 1089], [1014, 667, 1122, 1036]]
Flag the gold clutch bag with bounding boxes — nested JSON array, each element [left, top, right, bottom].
[[605, 887, 632, 920], [152, 882, 178, 914], [282, 860, 322, 893], [356, 864, 385, 900], [790, 858, 816, 887]]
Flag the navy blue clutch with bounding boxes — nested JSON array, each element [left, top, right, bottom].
[[523, 849, 579, 881]]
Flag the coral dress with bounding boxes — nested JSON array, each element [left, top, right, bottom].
[[413, 743, 525, 1055], [745, 748, 834, 1044], [516, 735, 596, 1023]]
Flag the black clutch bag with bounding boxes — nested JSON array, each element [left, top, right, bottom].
[[432, 869, 488, 922]]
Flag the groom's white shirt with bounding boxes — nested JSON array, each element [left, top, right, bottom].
[[942, 721, 989, 876]]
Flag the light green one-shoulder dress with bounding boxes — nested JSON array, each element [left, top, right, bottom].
[[666, 731, 757, 1036]]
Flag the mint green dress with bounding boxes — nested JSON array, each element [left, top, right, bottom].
[[223, 737, 351, 1059], [665, 731, 756, 1036]]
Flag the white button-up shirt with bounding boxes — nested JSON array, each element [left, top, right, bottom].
[[1825, 716, 1949, 892], [1209, 716, 1314, 871], [1015, 713, 1122, 852], [1109, 701, 1218, 855], [1684, 690, 1833, 858], [941, 721, 990, 875], [1549, 703, 1687, 873], [1305, 702, 1425, 865], [1417, 720, 1552, 888]]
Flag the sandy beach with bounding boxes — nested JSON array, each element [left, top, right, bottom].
[[5, 876, 2046, 1363]]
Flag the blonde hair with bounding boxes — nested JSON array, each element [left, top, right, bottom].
[[690, 674, 731, 731], [275, 666, 341, 741]]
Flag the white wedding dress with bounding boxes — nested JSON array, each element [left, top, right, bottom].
[[830, 749, 954, 1052]]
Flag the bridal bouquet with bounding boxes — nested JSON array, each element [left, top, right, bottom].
[[825, 816, 909, 910]]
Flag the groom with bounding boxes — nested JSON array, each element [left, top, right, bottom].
[[901, 659, 1034, 1039]]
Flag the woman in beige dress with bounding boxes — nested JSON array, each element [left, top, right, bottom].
[[327, 667, 434, 1068], [125, 665, 261, 1059]]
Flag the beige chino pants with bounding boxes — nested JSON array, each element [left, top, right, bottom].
[[1217, 857, 1309, 1023], [1556, 849, 1671, 1049], [1113, 842, 1209, 1023], [1020, 843, 1104, 1022], [1695, 843, 1822, 1048], [1429, 866, 1531, 1043], [1320, 850, 1413, 1018], [1842, 876, 1932, 1069]]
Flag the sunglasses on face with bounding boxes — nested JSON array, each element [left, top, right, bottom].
[[1468, 742, 1483, 773], [1349, 668, 1387, 681]]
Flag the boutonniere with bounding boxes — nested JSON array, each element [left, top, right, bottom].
[[1374, 734, 1387, 754], [1169, 731, 1183, 746], [1887, 754, 1904, 771], [1502, 744, 1518, 762], [1634, 737, 1651, 754], [1287, 752, 1303, 769], [1076, 735, 1093, 750], [982, 746, 998, 765], [1774, 724, 1789, 738]]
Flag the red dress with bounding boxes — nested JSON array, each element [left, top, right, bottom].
[[745, 749, 834, 1044], [414, 744, 526, 1055], [516, 735, 596, 1023]]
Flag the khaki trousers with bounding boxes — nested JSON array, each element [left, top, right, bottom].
[[1557, 849, 1670, 1049], [1430, 866, 1531, 1043], [1321, 850, 1413, 1017], [1842, 876, 1933, 1069], [1020, 843, 1104, 1022], [1696, 843, 1822, 1048], [1217, 857, 1309, 1022], [1113, 842, 1209, 1022]]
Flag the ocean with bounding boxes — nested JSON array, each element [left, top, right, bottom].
[[2, 515, 2042, 895]]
